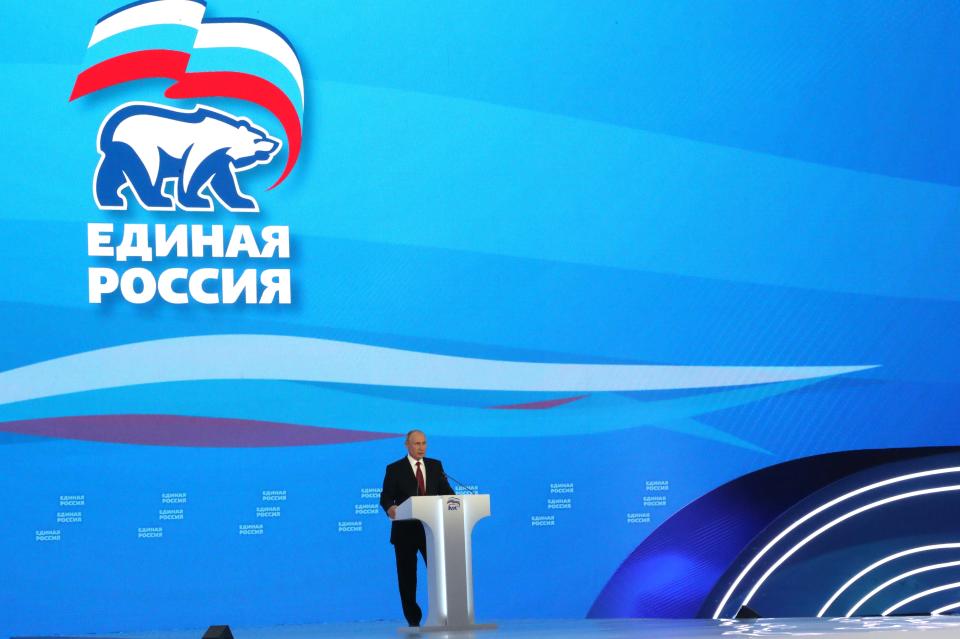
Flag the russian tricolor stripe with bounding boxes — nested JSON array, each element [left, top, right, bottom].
[[71, 0, 303, 188], [89, 0, 205, 47]]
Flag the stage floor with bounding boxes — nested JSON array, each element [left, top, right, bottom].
[[82, 616, 960, 639]]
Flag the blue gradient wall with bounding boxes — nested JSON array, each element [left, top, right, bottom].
[[0, 1, 957, 634]]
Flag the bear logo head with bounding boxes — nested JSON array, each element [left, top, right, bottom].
[[94, 102, 283, 213], [229, 120, 282, 170]]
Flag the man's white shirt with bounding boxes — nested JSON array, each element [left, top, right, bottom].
[[406, 454, 426, 486]]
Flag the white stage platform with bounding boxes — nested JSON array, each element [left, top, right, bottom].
[[71, 616, 960, 639]]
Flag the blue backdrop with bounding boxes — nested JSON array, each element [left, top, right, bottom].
[[1, 1, 958, 634]]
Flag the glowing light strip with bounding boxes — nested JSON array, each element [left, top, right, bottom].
[[739, 485, 960, 611], [712, 467, 960, 618], [817, 543, 960, 618], [90, 0, 204, 47], [883, 581, 960, 616], [932, 600, 960, 615], [846, 560, 960, 617]]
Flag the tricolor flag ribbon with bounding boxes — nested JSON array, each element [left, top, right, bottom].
[[70, 0, 304, 189]]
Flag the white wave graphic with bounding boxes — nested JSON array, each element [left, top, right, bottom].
[[0, 334, 877, 407]]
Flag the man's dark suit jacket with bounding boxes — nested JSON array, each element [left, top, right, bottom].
[[380, 457, 454, 545]]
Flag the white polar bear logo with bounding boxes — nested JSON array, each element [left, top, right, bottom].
[[94, 102, 282, 212]]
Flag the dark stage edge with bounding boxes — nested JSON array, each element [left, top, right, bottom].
[[55, 616, 960, 639]]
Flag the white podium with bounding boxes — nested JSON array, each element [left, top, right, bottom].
[[395, 494, 495, 633]]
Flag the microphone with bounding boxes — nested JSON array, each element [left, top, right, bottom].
[[443, 471, 477, 494]]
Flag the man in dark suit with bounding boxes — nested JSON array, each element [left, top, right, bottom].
[[380, 429, 454, 627]]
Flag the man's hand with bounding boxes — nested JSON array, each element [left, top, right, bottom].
[[387, 505, 397, 520]]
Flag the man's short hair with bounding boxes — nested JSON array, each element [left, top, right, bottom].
[[405, 429, 425, 443]]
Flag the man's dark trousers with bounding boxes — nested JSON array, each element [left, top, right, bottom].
[[394, 527, 427, 626]]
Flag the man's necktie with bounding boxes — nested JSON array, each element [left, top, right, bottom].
[[416, 461, 425, 496]]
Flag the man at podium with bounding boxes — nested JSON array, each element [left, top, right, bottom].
[[380, 429, 454, 627]]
